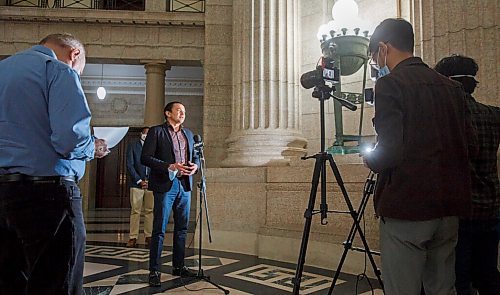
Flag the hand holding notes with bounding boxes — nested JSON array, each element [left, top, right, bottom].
[[94, 138, 110, 158]]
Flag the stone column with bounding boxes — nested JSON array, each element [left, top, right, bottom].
[[222, 0, 307, 167], [410, 0, 497, 106], [144, 62, 169, 127]]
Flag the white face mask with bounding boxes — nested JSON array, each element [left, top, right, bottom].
[[376, 48, 390, 79], [370, 46, 390, 81], [140, 134, 147, 141]]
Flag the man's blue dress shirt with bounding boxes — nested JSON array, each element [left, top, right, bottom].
[[0, 45, 95, 179]]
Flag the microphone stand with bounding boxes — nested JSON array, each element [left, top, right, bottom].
[[192, 143, 230, 294]]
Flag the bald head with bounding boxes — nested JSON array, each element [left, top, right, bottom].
[[40, 33, 86, 75]]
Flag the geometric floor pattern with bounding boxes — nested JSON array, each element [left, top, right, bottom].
[[84, 209, 383, 294]]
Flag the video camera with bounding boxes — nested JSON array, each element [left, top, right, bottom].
[[300, 56, 340, 89]]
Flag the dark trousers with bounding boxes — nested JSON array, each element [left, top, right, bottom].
[[455, 219, 500, 295], [0, 179, 85, 295], [149, 178, 191, 271]]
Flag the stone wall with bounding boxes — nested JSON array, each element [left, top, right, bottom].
[[200, 157, 380, 275], [412, 0, 499, 107], [0, 8, 204, 62]]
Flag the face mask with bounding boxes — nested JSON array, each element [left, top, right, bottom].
[[376, 48, 390, 79], [141, 134, 147, 141]]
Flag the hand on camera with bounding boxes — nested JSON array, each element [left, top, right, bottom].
[[94, 138, 110, 158]]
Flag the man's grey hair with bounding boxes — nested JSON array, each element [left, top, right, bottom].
[[39, 33, 86, 56]]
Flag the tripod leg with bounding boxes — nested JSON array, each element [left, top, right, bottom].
[[326, 156, 383, 294], [292, 155, 323, 295], [199, 275, 230, 294], [328, 173, 375, 292]]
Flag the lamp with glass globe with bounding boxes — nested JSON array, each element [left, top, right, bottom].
[[97, 64, 106, 100], [318, 0, 372, 154]]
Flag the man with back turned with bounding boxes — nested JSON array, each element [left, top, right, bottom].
[[362, 19, 477, 294], [435, 54, 500, 295], [0, 33, 109, 294]]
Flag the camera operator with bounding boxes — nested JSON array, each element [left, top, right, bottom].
[[435, 55, 500, 295], [361, 19, 477, 295]]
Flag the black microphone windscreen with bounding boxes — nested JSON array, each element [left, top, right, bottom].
[[194, 134, 202, 143]]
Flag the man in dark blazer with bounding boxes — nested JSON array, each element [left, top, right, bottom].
[[141, 101, 200, 287], [125, 127, 153, 248], [362, 19, 477, 294]]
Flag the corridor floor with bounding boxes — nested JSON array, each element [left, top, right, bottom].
[[83, 209, 383, 295]]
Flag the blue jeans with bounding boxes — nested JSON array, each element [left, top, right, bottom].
[[149, 178, 191, 271], [0, 179, 85, 295], [455, 219, 500, 295]]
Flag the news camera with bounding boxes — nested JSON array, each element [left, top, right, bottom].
[[300, 56, 340, 90]]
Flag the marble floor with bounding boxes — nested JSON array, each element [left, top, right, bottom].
[[83, 209, 383, 295]]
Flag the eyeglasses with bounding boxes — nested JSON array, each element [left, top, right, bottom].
[[369, 50, 381, 71], [369, 58, 380, 71]]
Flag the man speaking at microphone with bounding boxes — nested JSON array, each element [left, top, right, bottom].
[[141, 101, 200, 287]]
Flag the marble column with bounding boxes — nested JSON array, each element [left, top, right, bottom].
[[410, 0, 497, 106], [144, 62, 169, 127], [222, 0, 307, 167]]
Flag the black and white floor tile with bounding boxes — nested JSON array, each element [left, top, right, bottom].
[[83, 210, 383, 294]]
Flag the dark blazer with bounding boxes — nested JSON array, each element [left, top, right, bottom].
[[364, 57, 477, 220], [126, 140, 149, 188], [141, 123, 200, 193]]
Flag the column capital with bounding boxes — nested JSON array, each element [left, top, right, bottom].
[[141, 60, 171, 70]]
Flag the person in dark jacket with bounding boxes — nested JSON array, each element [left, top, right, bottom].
[[141, 101, 200, 287], [435, 54, 500, 295], [126, 127, 153, 248], [362, 19, 477, 295]]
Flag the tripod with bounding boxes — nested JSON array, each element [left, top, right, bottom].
[[292, 85, 383, 294], [190, 143, 230, 294], [327, 170, 383, 294]]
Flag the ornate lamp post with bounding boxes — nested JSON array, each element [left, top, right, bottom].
[[317, 0, 372, 154]]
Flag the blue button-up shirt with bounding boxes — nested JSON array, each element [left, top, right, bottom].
[[0, 45, 95, 179]]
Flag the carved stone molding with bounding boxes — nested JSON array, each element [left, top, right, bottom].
[[0, 7, 204, 26], [111, 98, 129, 113], [81, 77, 204, 96]]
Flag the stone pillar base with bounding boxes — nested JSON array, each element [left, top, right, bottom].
[[221, 130, 307, 167]]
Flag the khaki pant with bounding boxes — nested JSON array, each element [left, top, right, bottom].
[[129, 187, 154, 239], [380, 216, 459, 295]]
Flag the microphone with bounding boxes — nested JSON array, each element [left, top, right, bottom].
[[193, 134, 204, 149]]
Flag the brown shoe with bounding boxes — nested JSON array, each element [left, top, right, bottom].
[[145, 237, 152, 248], [126, 238, 137, 248]]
